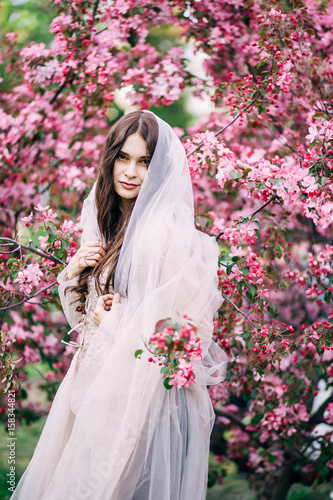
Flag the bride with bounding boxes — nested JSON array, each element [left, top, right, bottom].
[[10, 110, 228, 500]]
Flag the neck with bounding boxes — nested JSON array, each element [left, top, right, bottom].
[[120, 198, 135, 215]]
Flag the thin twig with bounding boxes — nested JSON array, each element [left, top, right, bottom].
[[215, 194, 277, 241], [309, 393, 333, 427], [49, 0, 100, 105], [220, 293, 259, 329], [0, 237, 65, 266], [49, 79, 68, 105], [0, 282, 57, 311], [262, 122, 301, 157], [92, 0, 100, 20], [186, 92, 261, 158], [241, 194, 277, 220]]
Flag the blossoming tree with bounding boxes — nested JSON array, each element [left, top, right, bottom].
[[0, 0, 332, 498]]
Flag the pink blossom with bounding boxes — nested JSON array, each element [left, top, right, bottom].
[[34, 203, 50, 212], [21, 212, 33, 225], [14, 263, 44, 294], [38, 235, 49, 250], [306, 126, 319, 143], [229, 246, 246, 259], [60, 220, 77, 234], [43, 209, 57, 223], [22, 345, 41, 363], [169, 371, 188, 389], [324, 402, 333, 425]]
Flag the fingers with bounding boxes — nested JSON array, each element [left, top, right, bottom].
[[78, 244, 106, 269], [84, 240, 106, 248], [101, 294, 114, 309], [97, 293, 120, 310]]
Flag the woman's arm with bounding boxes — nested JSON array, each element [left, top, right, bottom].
[[57, 240, 106, 328], [57, 267, 83, 329]]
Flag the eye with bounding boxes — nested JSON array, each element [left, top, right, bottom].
[[117, 153, 128, 161], [139, 158, 150, 166]]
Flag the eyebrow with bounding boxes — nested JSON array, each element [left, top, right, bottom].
[[119, 150, 151, 159]]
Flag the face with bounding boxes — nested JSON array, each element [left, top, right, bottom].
[[113, 132, 151, 211]]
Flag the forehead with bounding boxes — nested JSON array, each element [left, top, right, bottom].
[[121, 132, 148, 156]]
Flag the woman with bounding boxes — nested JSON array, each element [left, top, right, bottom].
[[10, 110, 228, 500]]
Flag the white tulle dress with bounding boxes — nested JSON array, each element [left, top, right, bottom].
[[10, 111, 228, 500]]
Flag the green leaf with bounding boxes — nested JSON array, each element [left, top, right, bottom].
[[267, 304, 278, 319], [163, 377, 173, 390], [224, 179, 233, 194], [317, 177, 325, 186], [7, 258, 18, 265], [271, 177, 285, 185], [247, 284, 257, 300], [257, 58, 267, 69], [160, 366, 169, 374], [134, 349, 144, 359], [229, 170, 241, 180], [226, 264, 234, 275], [239, 266, 249, 277], [253, 229, 260, 241], [252, 218, 261, 230], [258, 183, 265, 191]]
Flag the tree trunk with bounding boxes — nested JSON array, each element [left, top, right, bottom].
[[250, 465, 295, 500]]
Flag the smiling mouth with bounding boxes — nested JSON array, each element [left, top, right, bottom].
[[120, 181, 139, 189]]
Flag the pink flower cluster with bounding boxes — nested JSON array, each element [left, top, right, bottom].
[[13, 263, 43, 294], [144, 317, 203, 389]]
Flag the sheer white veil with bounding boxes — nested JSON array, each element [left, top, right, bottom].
[[40, 111, 228, 499], [79, 111, 224, 335]]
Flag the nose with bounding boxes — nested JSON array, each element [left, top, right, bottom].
[[124, 160, 137, 179]]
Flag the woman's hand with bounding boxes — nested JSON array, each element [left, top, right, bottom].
[[92, 293, 120, 327], [66, 240, 106, 280]]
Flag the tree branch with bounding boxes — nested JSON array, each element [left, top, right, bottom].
[[0, 237, 65, 266], [309, 392, 333, 427], [49, 78, 68, 105], [215, 194, 277, 241], [92, 0, 100, 21], [49, 0, 100, 105], [0, 282, 57, 311], [219, 293, 259, 329], [186, 92, 262, 158]]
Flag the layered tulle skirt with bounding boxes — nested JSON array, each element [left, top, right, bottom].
[[10, 335, 227, 500]]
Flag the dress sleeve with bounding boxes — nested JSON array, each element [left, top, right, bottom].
[[57, 267, 83, 329]]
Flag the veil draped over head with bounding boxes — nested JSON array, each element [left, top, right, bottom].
[[12, 112, 228, 500]]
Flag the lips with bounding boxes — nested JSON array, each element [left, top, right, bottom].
[[120, 181, 139, 190]]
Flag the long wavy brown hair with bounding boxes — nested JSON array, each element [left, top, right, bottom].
[[66, 111, 158, 308]]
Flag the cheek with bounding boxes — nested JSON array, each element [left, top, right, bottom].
[[139, 166, 148, 182], [113, 161, 123, 179]]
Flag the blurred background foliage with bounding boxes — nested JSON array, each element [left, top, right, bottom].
[[0, 0, 57, 46]]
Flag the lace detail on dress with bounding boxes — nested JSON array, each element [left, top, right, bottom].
[[74, 269, 114, 372]]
